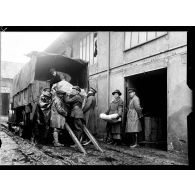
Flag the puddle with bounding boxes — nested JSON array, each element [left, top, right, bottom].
[[42, 150, 64, 160], [99, 156, 117, 162]]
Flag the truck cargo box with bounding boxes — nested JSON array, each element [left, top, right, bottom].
[[12, 52, 88, 108]]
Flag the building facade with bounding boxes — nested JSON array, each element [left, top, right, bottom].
[[45, 31, 191, 154]]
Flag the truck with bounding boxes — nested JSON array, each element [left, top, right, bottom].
[[8, 51, 88, 139]]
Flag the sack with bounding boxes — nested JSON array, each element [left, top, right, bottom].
[[80, 89, 87, 97], [99, 113, 119, 120], [53, 80, 73, 94]]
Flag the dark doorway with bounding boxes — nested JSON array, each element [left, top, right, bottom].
[[124, 68, 167, 150], [0, 93, 10, 116]]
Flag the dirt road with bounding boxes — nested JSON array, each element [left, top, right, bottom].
[[0, 126, 188, 166]]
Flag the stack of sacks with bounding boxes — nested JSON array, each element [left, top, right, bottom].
[[52, 80, 73, 94]]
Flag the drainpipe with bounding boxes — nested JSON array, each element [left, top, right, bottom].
[[107, 32, 111, 108], [0, 31, 1, 120]]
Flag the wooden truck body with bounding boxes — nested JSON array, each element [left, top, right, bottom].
[[9, 52, 88, 135]]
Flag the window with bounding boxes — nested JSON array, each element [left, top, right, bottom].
[[124, 31, 167, 50], [80, 32, 98, 64]]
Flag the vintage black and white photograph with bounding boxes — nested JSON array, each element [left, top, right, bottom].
[[0, 30, 191, 167]]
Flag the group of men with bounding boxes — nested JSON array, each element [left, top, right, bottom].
[[34, 68, 143, 149], [34, 68, 97, 148]]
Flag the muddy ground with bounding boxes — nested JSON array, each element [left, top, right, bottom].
[[0, 125, 188, 166]]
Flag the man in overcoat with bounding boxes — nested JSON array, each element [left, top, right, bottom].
[[32, 88, 52, 144], [38, 88, 52, 143], [83, 87, 97, 134], [125, 88, 143, 148], [82, 87, 97, 145], [105, 89, 123, 145], [50, 89, 68, 147]]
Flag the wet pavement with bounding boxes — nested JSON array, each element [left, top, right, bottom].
[[0, 125, 188, 166]]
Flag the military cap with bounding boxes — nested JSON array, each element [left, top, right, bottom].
[[128, 88, 136, 93], [89, 87, 97, 94], [112, 89, 122, 96], [49, 68, 56, 73], [72, 86, 81, 92], [42, 88, 52, 97]]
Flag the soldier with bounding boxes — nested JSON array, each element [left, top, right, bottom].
[[125, 88, 143, 148], [105, 89, 124, 145], [38, 88, 52, 142], [65, 86, 85, 146], [49, 68, 71, 88], [31, 88, 52, 144], [50, 89, 68, 147], [82, 87, 97, 145]]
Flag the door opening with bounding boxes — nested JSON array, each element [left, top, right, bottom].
[[0, 93, 10, 116], [124, 68, 167, 150]]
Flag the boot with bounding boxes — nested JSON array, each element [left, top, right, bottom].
[[53, 131, 63, 147], [130, 133, 138, 148]]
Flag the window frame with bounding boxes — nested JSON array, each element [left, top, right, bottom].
[[124, 31, 168, 51], [79, 32, 98, 65]]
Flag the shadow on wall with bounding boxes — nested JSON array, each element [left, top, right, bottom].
[[168, 105, 191, 154]]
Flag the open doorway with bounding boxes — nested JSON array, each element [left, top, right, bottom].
[[124, 68, 167, 150], [0, 93, 10, 116]]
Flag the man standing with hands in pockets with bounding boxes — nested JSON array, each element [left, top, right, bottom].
[[126, 88, 143, 148]]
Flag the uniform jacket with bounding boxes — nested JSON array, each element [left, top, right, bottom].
[[126, 95, 142, 133], [105, 97, 123, 117], [105, 97, 124, 136], [65, 94, 84, 119]]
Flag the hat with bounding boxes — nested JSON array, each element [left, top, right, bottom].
[[112, 89, 122, 96], [128, 88, 136, 93], [89, 87, 97, 94], [42, 88, 52, 97], [49, 68, 56, 73], [72, 86, 81, 92]]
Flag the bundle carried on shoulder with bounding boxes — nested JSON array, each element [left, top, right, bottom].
[[52, 80, 73, 94]]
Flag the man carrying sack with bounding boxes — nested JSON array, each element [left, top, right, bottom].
[[100, 89, 124, 145], [65, 86, 85, 147], [50, 89, 68, 147]]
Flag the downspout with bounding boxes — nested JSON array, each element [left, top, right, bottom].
[[0, 31, 1, 123], [107, 32, 111, 108]]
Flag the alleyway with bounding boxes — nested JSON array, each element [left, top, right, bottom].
[[0, 124, 188, 166]]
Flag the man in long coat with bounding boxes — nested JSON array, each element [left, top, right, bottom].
[[50, 89, 68, 147], [125, 88, 143, 148], [65, 86, 85, 145], [82, 87, 97, 145], [38, 88, 52, 142], [32, 88, 52, 144], [105, 89, 123, 145], [83, 87, 97, 134]]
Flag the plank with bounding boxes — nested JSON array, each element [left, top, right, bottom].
[[64, 122, 87, 155], [83, 125, 104, 153]]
